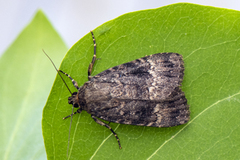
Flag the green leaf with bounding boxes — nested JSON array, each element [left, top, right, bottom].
[[0, 10, 68, 159], [43, 3, 240, 160]]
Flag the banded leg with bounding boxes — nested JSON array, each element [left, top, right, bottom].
[[91, 115, 122, 149], [88, 31, 97, 80], [59, 70, 79, 90], [63, 109, 82, 120]]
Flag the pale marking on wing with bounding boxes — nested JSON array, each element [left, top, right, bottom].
[[147, 91, 240, 160]]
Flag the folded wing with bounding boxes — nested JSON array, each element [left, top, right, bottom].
[[83, 53, 189, 127]]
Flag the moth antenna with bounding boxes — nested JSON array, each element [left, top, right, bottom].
[[43, 49, 75, 158], [42, 49, 72, 94]]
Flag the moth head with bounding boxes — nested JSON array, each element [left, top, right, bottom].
[[68, 92, 79, 108]]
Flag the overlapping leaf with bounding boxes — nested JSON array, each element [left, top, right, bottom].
[[0, 11, 68, 160]]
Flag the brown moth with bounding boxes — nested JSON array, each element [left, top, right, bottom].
[[45, 31, 190, 156]]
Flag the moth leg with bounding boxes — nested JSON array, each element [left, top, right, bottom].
[[91, 115, 122, 149], [63, 109, 82, 120], [58, 70, 79, 90], [88, 31, 97, 81]]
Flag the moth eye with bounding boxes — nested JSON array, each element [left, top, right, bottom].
[[73, 103, 79, 108], [72, 92, 77, 95]]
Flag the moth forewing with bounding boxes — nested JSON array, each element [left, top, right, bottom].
[[81, 53, 189, 128]]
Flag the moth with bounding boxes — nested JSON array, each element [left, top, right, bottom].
[[45, 31, 190, 150]]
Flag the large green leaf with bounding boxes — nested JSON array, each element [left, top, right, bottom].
[[43, 3, 240, 160], [0, 11, 68, 159]]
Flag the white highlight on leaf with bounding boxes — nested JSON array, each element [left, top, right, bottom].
[[90, 124, 120, 160], [147, 91, 240, 160]]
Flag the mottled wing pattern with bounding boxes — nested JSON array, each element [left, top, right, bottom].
[[83, 53, 189, 127]]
